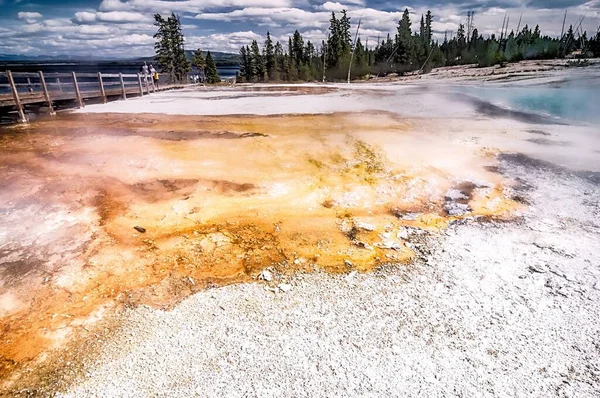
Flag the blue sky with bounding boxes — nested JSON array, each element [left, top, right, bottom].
[[0, 0, 599, 57]]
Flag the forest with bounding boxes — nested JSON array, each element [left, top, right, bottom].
[[237, 9, 600, 83]]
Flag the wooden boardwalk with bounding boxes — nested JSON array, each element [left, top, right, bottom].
[[0, 70, 187, 123]]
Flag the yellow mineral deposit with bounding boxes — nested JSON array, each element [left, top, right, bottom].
[[0, 111, 521, 386]]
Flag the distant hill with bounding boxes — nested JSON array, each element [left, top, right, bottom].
[[0, 50, 240, 67]]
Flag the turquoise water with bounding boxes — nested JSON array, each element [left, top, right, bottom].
[[457, 77, 600, 124]]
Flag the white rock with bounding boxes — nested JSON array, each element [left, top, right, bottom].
[[445, 189, 468, 201], [259, 270, 273, 282], [278, 284, 292, 293], [397, 228, 409, 240], [346, 271, 358, 281], [356, 221, 376, 231]]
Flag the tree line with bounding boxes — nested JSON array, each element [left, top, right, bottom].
[[237, 9, 600, 83], [153, 12, 221, 84]]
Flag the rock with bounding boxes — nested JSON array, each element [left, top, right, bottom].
[[346, 271, 358, 281], [397, 228, 409, 240], [259, 270, 273, 282], [344, 260, 354, 268], [528, 265, 546, 273], [593, 281, 600, 290], [445, 189, 469, 201], [444, 202, 470, 216], [355, 221, 376, 231], [401, 213, 420, 220], [134, 226, 146, 233], [278, 284, 292, 293], [379, 240, 403, 250]]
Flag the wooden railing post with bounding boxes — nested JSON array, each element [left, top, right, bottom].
[[6, 70, 27, 123], [137, 73, 144, 96], [119, 73, 126, 100], [98, 72, 107, 103], [57, 77, 63, 92], [72, 71, 84, 108], [38, 71, 55, 116]]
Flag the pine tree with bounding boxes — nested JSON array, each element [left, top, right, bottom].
[[153, 14, 174, 81], [169, 14, 190, 82], [457, 23, 467, 53], [274, 41, 284, 80], [239, 46, 248, 82], [192, 48, 205, 80], [245, 45, 255, 81], [153, 13, 190, 83], [265, 32, 275, 80], [204, 51, 221, 84], [425, 11, 433, 44], [292, 30, 304, 66], [327, 12, 340, 67], [396, 8, 413, 64], [250, 40, 263, 81], [339, 10, 352, 57]]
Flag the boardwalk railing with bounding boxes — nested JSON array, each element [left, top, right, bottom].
[[0, 70, 182, 123]]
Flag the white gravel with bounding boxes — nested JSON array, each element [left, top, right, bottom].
[[63, 154, 600, 397]]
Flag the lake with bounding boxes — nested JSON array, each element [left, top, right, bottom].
[[454, 68, 600, 124], [0, 62, 239, 95]]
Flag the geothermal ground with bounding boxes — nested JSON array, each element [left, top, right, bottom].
[[1, 77, 599, 396]]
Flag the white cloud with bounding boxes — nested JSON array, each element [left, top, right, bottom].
[[17, 11, 43, 24], [320, 1, 363, 12], [320, 2, 346, 12], [73, 11, 97, 24], [99, 0, 292, 13], [195, 7, 329, 28], [73, 11, 151, 24], [194, 6, 403, 32], [187, 30, 262, 51]]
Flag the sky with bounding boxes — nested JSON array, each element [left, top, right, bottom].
[[0, 0, 599, 57]]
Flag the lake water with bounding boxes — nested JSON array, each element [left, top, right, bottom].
[[0, 62, 239, 95], [455, 70, 600, 124]]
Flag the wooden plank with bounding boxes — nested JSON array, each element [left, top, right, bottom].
[[77, 81, 106, 87], [119, 73, 126, 100], [35, 72, 73, 79], [75, 73, 102, 78], [6, 70, 27, 123], [98, 72, 107, 104], [38, 71, 55, 116], [137, 73, 144, 96], [102, 73, 139, 79], [72, 71, 84, 108], [14, 83, 42, 87], [9, 72, 40, 78]]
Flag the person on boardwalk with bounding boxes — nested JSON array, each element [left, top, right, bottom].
[[149, 64, 157, 89], [141, 62, 149, 77], [153, 70, 160, 89]]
